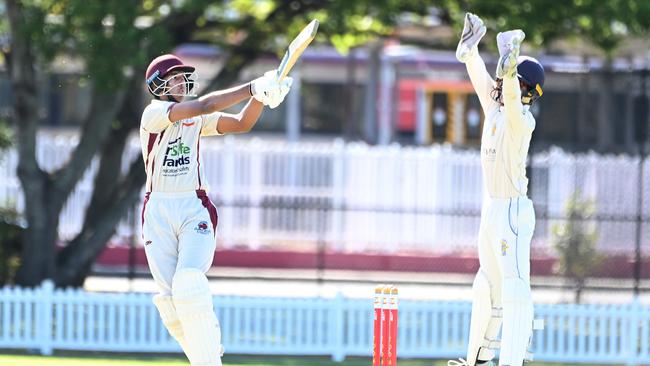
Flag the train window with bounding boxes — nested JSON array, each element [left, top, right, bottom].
[[253, 102, 287, 132], [431, 92, 448, 142], [612, 93, 628, 146], [47, 74, 91, 126], [301, 82, 345, 134], [464, 94, 482, 143], [536, 91, 579, 143], [579, 93, 599, 146]]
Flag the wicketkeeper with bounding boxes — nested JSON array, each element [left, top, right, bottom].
[[449, 13, 545, 366]]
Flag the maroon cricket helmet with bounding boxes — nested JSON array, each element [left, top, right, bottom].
[[145, 54, 196, 96]]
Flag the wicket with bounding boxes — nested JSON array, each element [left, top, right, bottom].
[[373, 285, 398, 366]]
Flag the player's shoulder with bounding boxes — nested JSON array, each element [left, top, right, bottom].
[[523, 109, 536, 131], [143, 100, 175, 116], [141, 100, 175, 126]]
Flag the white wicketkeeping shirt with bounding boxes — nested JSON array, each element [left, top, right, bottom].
[[139, 100, 222, 193], [465, 48, 536, 199]]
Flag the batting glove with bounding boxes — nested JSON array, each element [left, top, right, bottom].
[[250, 71, 293, 109], [250, 70, 278, 104], [495, 29, 525, 79], [268, 76, 292, 109], [456, 13, 486, 63]]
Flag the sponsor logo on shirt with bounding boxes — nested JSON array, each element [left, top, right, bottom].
[[501, 239, 508, 256], [195, 221, 211, 235], [161, 137, 192, 177], [483, 147, 496, 162], [163, 137, 191, 167]]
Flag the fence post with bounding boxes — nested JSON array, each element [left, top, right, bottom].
[[331, 292, 345, 362], [220, 136, 236, 246], [248, 138, 263, 249], [39, 280, 54, 356], [331, 139, 345, 251], [627, 298, 641, 366]]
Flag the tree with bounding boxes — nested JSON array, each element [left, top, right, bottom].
[[443, 0, 650, 55], [4, 0, 648, 288], [0, 120, 21, 285], [2, 0, 432, 287], [552, 191, 602, 303], [0, 207, 22, 286]]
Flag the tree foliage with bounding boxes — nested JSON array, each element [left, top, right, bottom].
[[0, 121, 19, 286], [444, 0, 650, 56], [552, 191, 602, 304], [1, 0, 439, 287], [0, 120, 11, 151], [2, 0, 649, 288], [0, 208, 22, 286]]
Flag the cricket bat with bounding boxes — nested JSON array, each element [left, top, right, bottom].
[[276, 19, 319, 81]]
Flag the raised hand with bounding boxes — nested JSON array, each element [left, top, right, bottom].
[[456, 13, 487, 63], [495, 30, 525, 79], [266, 76, 293, 109], [250, 71, 293, 108]]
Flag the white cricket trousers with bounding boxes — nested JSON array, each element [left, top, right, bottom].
[[141, 190, 218, 295], [478, 196, 535, 287]]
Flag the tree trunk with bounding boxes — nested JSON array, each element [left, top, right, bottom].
[[6, 0, 56, 286], [55, 157, 146, 286], [15, 205, 60, 286], [574, 279, 583, 304], [55, 78, 145, 287], [7, 1, 326, 288]]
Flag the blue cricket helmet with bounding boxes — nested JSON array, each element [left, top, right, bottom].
[[517, 56, 544, 104]]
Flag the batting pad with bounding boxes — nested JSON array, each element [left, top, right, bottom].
[[153, 294, 190, 353], [467, 270, 502, 366], [499, 278, 533, 366], [172, 268, 223, 366]]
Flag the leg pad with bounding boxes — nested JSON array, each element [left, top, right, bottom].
[[172, 268, 223, 366]]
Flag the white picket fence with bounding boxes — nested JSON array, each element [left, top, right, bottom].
[[1, 282, 650, 365], [0, 133, 649, 255]]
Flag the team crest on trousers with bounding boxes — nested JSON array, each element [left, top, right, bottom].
[[195, 221, 211, 235], [501, 239, 508, 256]]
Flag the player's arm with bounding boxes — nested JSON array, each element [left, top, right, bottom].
[[214, 99, 265, 134], [169, 71, 289, 123], [201, 76, 293, 135], [464, 49, 498, 112], [497, 30, 534, 135], [456, 13, 497, 112], [168, 84, 252, 123], [502, 75, 534, 134], [201, 98, 264, 136]]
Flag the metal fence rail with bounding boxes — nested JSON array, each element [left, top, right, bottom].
[[1, 282, 649, 365]]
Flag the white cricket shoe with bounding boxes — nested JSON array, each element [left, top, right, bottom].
[[447, 359, 496, 366]]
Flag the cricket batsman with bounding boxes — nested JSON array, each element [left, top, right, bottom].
[[140, 53, 292, 366], [448, 13, 545, 366]]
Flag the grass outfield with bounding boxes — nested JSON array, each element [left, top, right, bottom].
[[0, 353, 621, 366]]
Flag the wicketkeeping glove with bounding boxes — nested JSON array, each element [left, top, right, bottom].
[[495, 30, 525, 79], [456, 13, 486, 63]]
